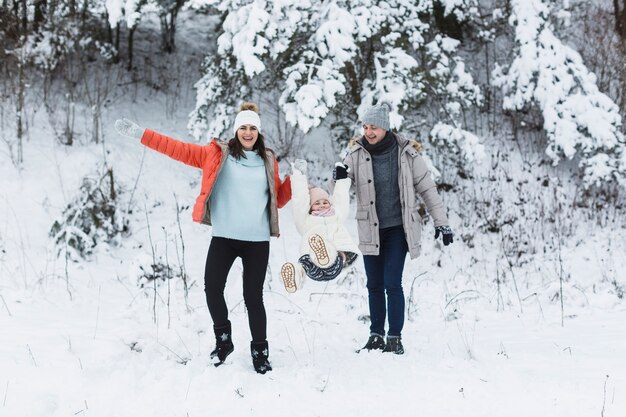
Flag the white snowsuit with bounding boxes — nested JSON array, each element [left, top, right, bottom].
[[290, 170, 360, 268]]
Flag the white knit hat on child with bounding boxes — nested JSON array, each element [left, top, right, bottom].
[[309, 187, 330, 207]]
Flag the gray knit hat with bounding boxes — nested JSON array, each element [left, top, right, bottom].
[[362, 103, 390, 131]]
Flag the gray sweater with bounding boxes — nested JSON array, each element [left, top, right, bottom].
[[371, 140, 403, 229]]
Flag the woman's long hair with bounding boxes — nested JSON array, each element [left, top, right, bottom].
[[228, 132, 268, 161]]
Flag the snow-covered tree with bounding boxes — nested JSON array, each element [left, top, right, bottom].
[[493, 0, 626, 188], [188, 0, 484, 165]]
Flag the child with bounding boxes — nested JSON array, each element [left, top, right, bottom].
[[281, 159, 359, 293]]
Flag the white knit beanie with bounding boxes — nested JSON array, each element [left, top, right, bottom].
[[362, 103, 390, 131], [233, 110, 261, 135]]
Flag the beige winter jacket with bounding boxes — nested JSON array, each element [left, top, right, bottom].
[[343, 133, 449, 259]]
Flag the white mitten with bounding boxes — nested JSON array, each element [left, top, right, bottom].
[[292, 158, 308, 175], [114, 118, 145, 140]]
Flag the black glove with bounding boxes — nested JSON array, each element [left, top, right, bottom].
[[434, 226, 454, 246], [333, 162, 348, 180]]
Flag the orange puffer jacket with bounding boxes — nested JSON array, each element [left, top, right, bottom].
[[141, 129, 292, 237]]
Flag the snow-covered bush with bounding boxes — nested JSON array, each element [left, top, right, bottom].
[[49, 168, 130, 261], [129, 253, 189, 288], [4, 7, 119, 73]]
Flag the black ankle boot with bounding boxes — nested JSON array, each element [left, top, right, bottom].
[[210, 321, 234, 366], [383, 336, 404, 354], [360, 334, 386, 351], [250, 341, 272, 374]]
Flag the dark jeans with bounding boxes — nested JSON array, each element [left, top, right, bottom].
[[204, 237, 269, 342], [363, 225, 408, 337]]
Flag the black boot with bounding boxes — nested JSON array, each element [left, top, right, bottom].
[[250, 341, 272, 374], [360, 334, 386, 352], [383, 336, 404, 354], [210, 321, 234, 366]]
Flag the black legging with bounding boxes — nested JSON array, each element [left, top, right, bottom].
[[203, 237, 270, 342]]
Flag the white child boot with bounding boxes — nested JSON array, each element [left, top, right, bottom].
[[280, 262, 305, 293], [307, 234, 338, 268]]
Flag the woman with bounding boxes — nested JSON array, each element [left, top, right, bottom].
[[115, 103, 291, 374]]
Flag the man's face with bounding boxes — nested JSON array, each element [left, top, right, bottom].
[[363, 124, 386, 145]]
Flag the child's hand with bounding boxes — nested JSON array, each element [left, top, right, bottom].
[[292, 159, 308, 175], [333, 162, 348, 180]]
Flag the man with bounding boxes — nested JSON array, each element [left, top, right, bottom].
[[335, 103, 453, 354]]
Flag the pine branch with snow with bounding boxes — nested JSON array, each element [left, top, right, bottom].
[[188, 0, 484, 156], [494, 0, 626, 188]]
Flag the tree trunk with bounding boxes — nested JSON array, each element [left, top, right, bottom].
[[160, 4, 181, 53], [105, 9, 112, 43], [92, 105, 100, 144], [16, 54, 25, 164], [621, 0, 626, 39], [20, 0, 27, 34], [80, 0, 89, 28], [33, 0, 47, 33], [615, 0, 622, 36], [159, 0, 186, 53], [65, 97, 75, 146], [614, 0, 626, 38], [128, 25, 137, 71], [0, 1, 19, 39], [68, 0, 76, 17], [113, 22, 121, 63]]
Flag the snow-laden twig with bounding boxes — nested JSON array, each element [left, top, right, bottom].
[[500, 234, 523, 314], [601, 374, 610, 417], [0, 295, 11, 316], [157, 341, 188, 365], [163, 228, 171, 329], [126, 146, 146, 214], [93, 285, 101, 339], [175, 330, 192, 360], [455, 320, 476, 360], [173, 194, 189, 311], [144, 201, 158, 325], [3, 380, 8, 407], [407, 271, 428, 321], [26, 344, 37, 367]]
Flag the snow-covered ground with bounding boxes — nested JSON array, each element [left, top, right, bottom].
[[2, 6, 626, 416], [2, 250, 625, 416], [1, 117, 625, 416]]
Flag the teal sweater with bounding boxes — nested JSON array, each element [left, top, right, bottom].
[[209, 151, 270, 241]]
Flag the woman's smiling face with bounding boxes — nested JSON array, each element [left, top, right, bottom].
[[237, 124, 259, 150]]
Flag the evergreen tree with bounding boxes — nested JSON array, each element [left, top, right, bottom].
[[188, 0, 483, 165], [494, 0, 626, 188]]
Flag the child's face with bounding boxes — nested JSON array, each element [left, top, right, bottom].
[[311, 199, 331, 212]]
